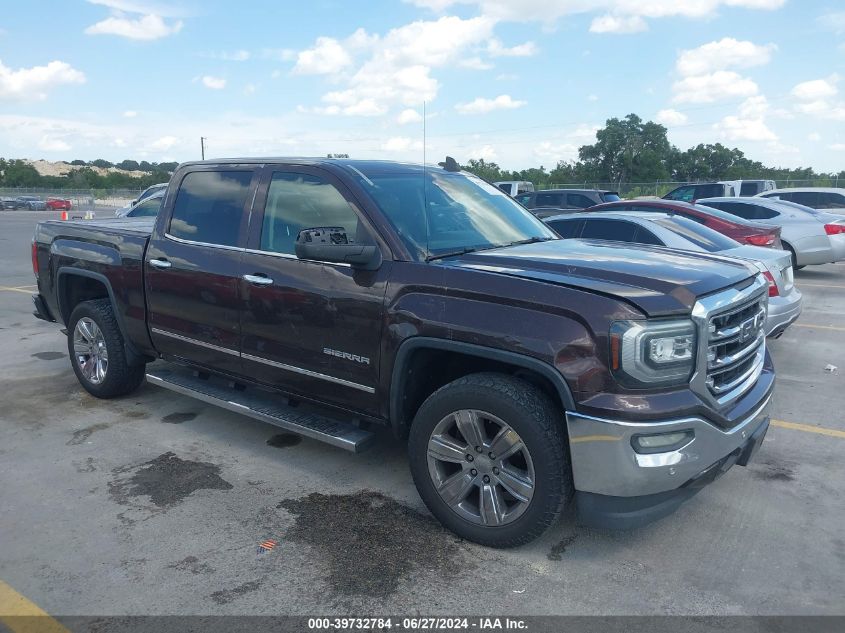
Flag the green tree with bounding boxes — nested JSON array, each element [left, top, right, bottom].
[[462, 158, 504, 183], [578, 114, 672, 184]]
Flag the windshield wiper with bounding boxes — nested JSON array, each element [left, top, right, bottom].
[[501, 236, 556, 248], [425, 246, 479, 262]]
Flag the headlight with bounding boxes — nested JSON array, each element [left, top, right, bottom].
[[610, 319, 697, 387]]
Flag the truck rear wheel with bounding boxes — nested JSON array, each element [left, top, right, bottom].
[[67, 298, 145, 398], [408, 373, 572, 547]]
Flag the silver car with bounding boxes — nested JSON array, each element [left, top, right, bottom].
[[114, 183, 168, 217], [545, 210, 801, 337], [698, 197, 845, 268]]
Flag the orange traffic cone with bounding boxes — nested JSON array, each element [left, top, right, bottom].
[[60, 210, 68, 221]]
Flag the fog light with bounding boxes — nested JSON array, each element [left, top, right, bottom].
[[632, 430, 694, 454]]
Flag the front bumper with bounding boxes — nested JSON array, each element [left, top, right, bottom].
[[766, 287, 802, 337], [566, 390, 771, 527]]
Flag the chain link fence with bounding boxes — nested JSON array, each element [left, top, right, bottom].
[[547, 178, 842, 198], [0, 187, 143, 215]]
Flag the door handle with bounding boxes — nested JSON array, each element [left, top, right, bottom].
[[243, 273, 273, 286], [149, 258, 172, 269]]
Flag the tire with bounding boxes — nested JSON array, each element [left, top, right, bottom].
[[67, 298, 145, 398], [408, 372, 572, 548]]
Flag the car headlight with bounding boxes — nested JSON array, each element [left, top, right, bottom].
[[610, 319, 697, 387]]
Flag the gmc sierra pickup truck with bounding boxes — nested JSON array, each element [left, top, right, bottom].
[[31, 158, 774, 547]]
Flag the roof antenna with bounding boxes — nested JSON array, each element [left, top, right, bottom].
[[423, 101, 430, 259]]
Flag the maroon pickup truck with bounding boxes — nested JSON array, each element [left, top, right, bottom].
[[31, 158, 774, 546]]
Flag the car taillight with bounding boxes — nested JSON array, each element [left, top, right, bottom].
[[824, 223, 845, 235], [762, 270, 779, 297], [31, 241, 39, 276], [745, 233, 775, 247]]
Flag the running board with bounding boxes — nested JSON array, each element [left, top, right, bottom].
[[145, 366, 375, 453]]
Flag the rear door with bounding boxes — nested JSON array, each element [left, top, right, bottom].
[[145, 165, 260, 374], [237, 165, 389, 415]]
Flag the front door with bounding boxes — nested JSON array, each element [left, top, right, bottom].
[[145, 166, 259, 374], [238, 166, 389, 416]]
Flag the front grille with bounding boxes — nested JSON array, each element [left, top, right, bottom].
[[705, 295, 767, 400]]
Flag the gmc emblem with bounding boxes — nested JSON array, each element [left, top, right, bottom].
[[739, 318, 756, 343]]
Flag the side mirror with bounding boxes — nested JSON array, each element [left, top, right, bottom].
[[295, 227, 381, 270]]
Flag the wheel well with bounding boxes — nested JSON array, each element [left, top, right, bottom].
[[394, 347, 565, 435], [59, 274, 110, 323]]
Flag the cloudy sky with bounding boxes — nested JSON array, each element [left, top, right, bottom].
[[1, 0, 844, 172]]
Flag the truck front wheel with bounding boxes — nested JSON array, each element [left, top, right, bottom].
[[67, 298, 145, 398], [408, 373, 572, 547]]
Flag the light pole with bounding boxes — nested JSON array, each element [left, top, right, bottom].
[[200, 137, 207, 160]]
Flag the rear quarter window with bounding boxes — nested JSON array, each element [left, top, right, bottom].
[[546, 219, 583, 238], [168, 170, 254, 246]]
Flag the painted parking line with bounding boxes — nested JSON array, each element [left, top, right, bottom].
[[771, 419, 845, 439], [793, 322, 845, 333], [0, 286, 36, 295], [798, 282, 845, 290], [0, 579, 69, 633]]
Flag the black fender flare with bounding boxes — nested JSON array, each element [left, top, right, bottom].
[[389, 336, 576, 432], [56, 267, 146, 367]]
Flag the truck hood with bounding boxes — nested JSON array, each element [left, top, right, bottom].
[[441, 239, 757, 317]]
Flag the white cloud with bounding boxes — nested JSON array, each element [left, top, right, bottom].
[[293, 37, 353, 75], [150, 135, 178, 151], [713, 96, 777, 142], [382, 137, 423, 152], [672, 70, 758, 104], [298, 16, 495, 116], [459, 57, 494, 70], [406, 0, 785, 29], [397, 108, 423, 124], [791, 74, 839, 100], [655, 108, 688, 126], [587, 94, 598, 102], [829, 143, 845, 151], [201, 76, 226, 90], [38, 136, 71, 152], [817, 11, 845, 35], [487, 39, 538, 56], [212, 49, 250, 62], [808, 132, 821, 142], [123, 110, 137, 118], [244, 83, 256, 95], [455, 94, 526, 114], [469, 144, 498, 160], [86, 0, 186, 17], [0, 59, 86, 101], [589, 14, 647, 33], [495, 73, 518, 81], [791, 75, 845, 120], [85, 13, 183, 40], [676, 38, 776, 76], [533, 140, 577, 163]]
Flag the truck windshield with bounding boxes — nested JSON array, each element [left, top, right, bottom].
[[360, 171, 558, 261]]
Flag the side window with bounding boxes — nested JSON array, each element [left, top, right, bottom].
[[566, 193, 596, 208], [695, 184, 724, 199], [260, 172, 363, 256], [536, 193, 563, 207], [169, 170, 254, 246], [715, 202, 778, 220], [130, 198, 161, 217], [633, 227, 663, 245], [667, 186, 694, 202], [817, 193, 845, 209], [515, 193, 533, 207], [580, 219, 637, 242], [740, 182, 757, 196], [547, 219, 583, 239]]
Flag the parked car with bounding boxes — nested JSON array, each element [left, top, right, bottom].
[[121, 192, 163, 218], [664, 182, 735, 202], [115, 183, 168, 216], [698, 197, 845, 268], [31, 157, 774, 545], [1, 198, 18, 209], [494, 181, 534, 196], [545, 210, 800, 338], [46, 197, 72, 211], [721, 180, 776, 197], [584, 200, 783, 248], [516, 189, 621, 218], [757, 187, 845, 210], [16, 196, 47, 210]]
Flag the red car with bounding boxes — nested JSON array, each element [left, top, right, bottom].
[[46, 197, 72, 211], [584, 199, 782, 248]]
